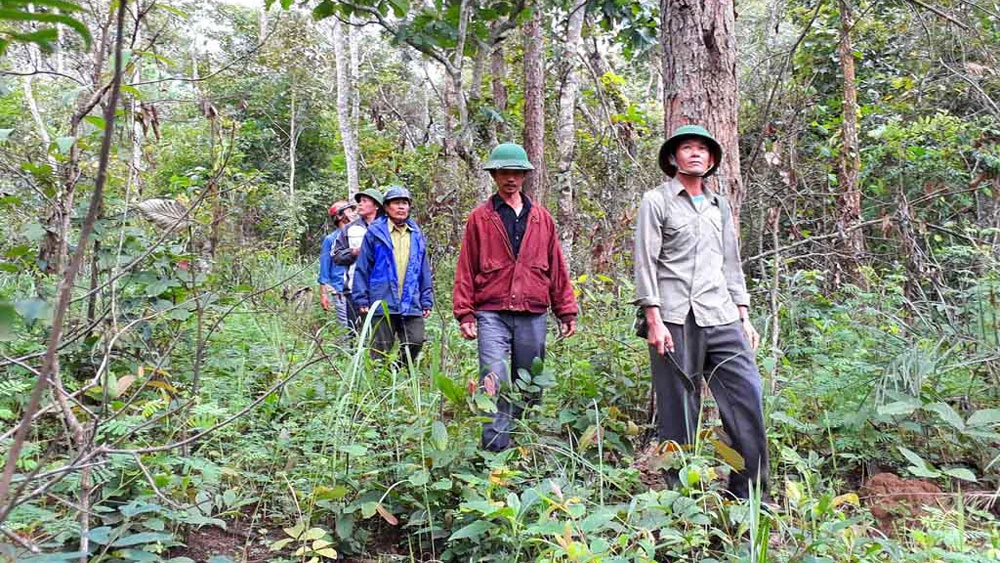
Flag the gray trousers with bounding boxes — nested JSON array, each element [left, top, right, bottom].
[[334, 293, 349, 329], [476, 311, 547, 451], [651, 311, 769, 499]]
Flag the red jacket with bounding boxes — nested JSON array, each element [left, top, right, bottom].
[[453, 200, 579, 324]]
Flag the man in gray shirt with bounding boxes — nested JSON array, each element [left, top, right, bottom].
[[633, 124, 768, 500]]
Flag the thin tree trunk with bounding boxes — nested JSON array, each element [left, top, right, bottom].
[[288, 87, 296, 201], [522, 6, 546, 202], [661, 0, 745, 221], [835, 0, 866, 286], [333, 18, 359, 197], [489, 41, 507, 144], [556, 0, 586, 256]]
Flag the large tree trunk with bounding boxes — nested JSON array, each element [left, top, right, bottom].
[[555, 0, 587, 257], [661, 0, 745, 220], [333, 18, 359, 197], [522, 6, 546, 202], [835, 0, 866, 286]]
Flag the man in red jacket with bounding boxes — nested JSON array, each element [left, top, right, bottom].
[[454, 142, 579, 452]]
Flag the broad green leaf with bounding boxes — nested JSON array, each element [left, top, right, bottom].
[[0, 302, 15, 340], [339, 444, 367, 456], [54, 136, 75, 154], [0, 9, 91, 46], [898, 446, 940, 478], [431, 420, 448, 451], [110, 531, 173, 547], [409, 470, 429, 486], [925, 402, 964, 431], [21, 552, 89, 563], [84, 115, 106, 130], [877, 400, 919, 417], [448, 519, 491, 540], [942, 467, 977, 482], [119, 549, 160, 562], [269, 537, 293, 551], [474, 393, 497, 413], [302, 527, 326, 540], [283, 520, 305, 539], [967, 408, 1000, 428]]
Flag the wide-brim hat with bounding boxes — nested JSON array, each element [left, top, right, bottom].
[[382, 185, 412, 204], [658, 125, 723, 177], [354, 188, 384, 207], [483, 142, 535, 171]]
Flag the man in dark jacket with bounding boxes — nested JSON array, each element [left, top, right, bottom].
[[453, 142, 579, 452], [333, 188, 383, 332], [353, 186, 434, 364]]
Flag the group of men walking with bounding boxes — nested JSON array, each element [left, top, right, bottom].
[[318, 131, 769, 500]]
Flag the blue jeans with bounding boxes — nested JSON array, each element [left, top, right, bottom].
[[475, 311, 548, 451]]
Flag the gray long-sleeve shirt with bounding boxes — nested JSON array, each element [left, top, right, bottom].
[[633, 179, 749, 327]]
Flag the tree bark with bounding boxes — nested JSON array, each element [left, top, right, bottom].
[[555, 0, 586, 256], [333, 18, 359, 197], [489, 41, 508, 144], [522, 6, 546, 202], [288, 86, 296, 201], [835, 0, 866, 285], [661, 0, 745, 220]]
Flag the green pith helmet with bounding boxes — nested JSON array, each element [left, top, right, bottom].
[[483, 143, 535, 171], [354, 188, 384, 207], [658, 125, 723, 177], [382, 185, 412, 204]]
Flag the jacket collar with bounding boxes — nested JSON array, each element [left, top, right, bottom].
[[370, 215, 420, 243], [668, 178, 721, 207]]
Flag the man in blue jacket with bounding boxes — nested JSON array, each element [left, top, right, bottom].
[[353, 186, 434, 364], [318, 200, 356, 329]]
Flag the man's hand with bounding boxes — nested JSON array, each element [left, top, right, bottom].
[[459, 321, 477, 340], [351, 247, 361, 257], [742, 317, 760, 350], [560, 318, 576, 338], [320, 292, 331, 311], [422, 309, 431, 319], [645, 307, 674, 356], [358, 306, 368, 315]]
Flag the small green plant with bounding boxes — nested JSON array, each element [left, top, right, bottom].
[[268, 521, 338, 562]]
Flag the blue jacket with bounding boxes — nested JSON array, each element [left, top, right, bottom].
[[318, 230, 346, 292], [352, 216, 434, 316]]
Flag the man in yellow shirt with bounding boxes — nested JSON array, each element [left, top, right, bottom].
[[354, 186, 434, 364]]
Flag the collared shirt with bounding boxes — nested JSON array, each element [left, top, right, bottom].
[[390, 221, 412, 297], [633, 178, 750, 327], [491, 193, 532, 257]]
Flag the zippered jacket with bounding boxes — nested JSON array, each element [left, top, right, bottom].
[[453, 200, 578, 324]]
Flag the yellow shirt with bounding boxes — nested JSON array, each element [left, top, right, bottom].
[[390, 221, 412, 297]]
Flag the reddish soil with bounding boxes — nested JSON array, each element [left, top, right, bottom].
[[859, 472, 949, 533], [165, 524, 272, 563]]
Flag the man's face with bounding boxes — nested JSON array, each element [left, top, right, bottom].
[[339, 206, 357, 225], [491, 169, 528, 196], [357, 196, 379, 219], [386, 199, 411, 223], [674, 138, 714, 176]]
